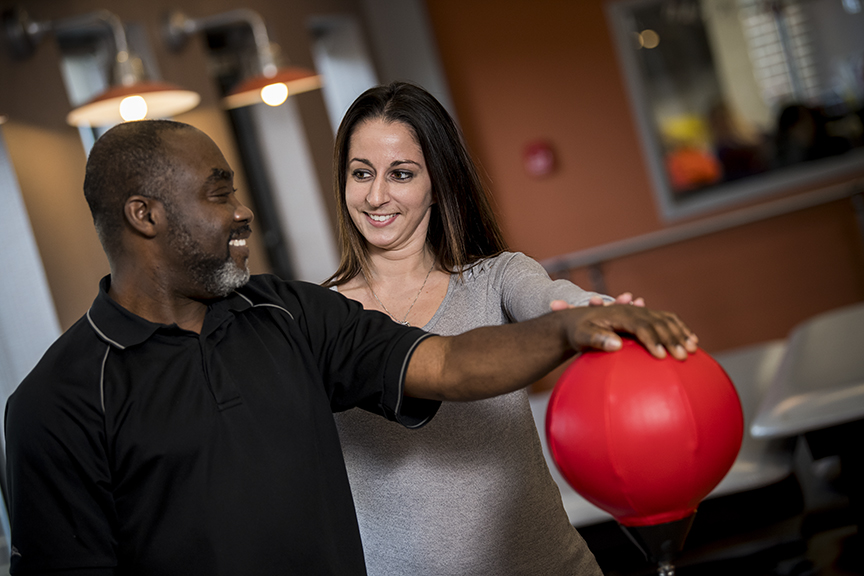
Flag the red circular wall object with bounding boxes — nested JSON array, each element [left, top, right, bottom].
[[546, 338, 743, 527], [522, 140, 556, 177]]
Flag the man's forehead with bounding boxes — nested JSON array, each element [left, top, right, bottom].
[[161, 126, 215, 150], [162, 128, 233, 176]]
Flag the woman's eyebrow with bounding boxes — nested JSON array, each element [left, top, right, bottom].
[[389, 160, 420, 168], [348, 158, 421, 168]]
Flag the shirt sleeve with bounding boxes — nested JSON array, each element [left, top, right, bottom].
[[497, 252, 612, 322], [270, 279, 441, 428], [5, 362, 118, 574]]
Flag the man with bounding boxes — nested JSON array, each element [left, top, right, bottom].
[[5, 120, 696, 575]]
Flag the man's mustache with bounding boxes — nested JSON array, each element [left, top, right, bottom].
[[230, 225, 252, 239]]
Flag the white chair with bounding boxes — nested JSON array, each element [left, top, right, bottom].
[[751, 302, 864, 571], [751, 302, 864, 440]]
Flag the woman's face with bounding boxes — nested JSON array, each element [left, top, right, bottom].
[[345, 118, 434, 255]]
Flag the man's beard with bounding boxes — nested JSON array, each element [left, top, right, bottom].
[[166, 213, 250, 298]]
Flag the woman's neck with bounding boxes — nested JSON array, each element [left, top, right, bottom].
[[339, 244, 449, 328], [365, 245, 437, 284]]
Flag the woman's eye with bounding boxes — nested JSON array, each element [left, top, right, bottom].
[[352, 169, 371, 180], [391, 170, 413, 181]]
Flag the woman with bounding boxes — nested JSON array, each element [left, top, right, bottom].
[[324, 82, 607, 575]]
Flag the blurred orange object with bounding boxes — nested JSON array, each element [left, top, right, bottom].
[[665, 146, 722, 192]]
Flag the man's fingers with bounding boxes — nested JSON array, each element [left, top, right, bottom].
[[658, 311, 698, 353], [568, 305, 697, 360], [626, 318, 670, 359], [586, 329, 622, 352], [644, 311, 693, 360]]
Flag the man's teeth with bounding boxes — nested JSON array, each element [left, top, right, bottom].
[[369, 214, 395, 222], [229, 239, 247, 247]]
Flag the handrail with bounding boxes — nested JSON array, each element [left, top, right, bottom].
[[541, 177, 864, 275]]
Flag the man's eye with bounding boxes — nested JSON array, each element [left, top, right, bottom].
[[213, 188, 236, 199]]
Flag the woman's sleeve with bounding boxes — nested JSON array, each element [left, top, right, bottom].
[[498, 252, 612, 323]]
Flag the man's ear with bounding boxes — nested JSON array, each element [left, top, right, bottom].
[[124, 195, 164, 238]]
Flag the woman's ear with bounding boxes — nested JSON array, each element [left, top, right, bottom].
[[124, 195, 163, 238]]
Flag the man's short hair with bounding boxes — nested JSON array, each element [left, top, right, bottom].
[[83, 119, 192, 255]]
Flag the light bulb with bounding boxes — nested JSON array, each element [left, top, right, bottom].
[[260, 83, 289, 107], [640, 29, 660, 49], [119, 95, 148, 121]]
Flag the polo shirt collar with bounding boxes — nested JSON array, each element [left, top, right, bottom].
[[86, 275, 253, 349]]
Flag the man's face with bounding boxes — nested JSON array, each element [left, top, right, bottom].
[[159, 129, 254, 298]]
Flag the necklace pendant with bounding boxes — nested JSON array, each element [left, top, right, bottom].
[[399, 320, 411, 326]]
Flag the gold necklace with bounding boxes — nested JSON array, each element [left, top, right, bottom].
[[364, 262, 435, 326]]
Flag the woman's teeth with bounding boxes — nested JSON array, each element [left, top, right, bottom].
[[229, 239, 246, 247], [369, 214, 395, 222]]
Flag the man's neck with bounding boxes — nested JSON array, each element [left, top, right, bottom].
[[108, 272, 209, 334]]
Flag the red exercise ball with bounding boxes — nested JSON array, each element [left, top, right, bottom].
[[546, 338, 743, 527]]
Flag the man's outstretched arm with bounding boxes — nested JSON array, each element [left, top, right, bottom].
[[405, 304, 697, 402]]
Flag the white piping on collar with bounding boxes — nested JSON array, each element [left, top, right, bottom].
[[235, 291, 295, 319], [86, 309, 126, 350]]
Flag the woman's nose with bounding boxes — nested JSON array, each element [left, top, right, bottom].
[[366, 178, 389, 208]]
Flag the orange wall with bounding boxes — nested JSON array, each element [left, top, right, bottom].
[[426, 0, 663, 254], [425, 0, 864, 369]]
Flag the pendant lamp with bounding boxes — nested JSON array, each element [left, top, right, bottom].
[[1, 6, 200, 127], [163, 9, 322, 109]]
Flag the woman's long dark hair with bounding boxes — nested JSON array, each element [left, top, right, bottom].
[[323, 81, 508, 287]]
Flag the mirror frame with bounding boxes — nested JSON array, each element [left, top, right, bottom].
[[605, 0, 864, 222]]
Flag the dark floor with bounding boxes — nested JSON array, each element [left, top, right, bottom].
[[575, 430, 864, 576], [805, 526, 860, 576], [577, 471, 862, 576], [583, 521, 860, 576]]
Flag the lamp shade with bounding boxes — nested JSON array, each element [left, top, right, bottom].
[[546, 338, 743, 527], [66, 81, 200, 127], [223, 66, 322, 109]]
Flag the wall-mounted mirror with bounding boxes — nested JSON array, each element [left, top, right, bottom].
[[607, 0, 864, 221]]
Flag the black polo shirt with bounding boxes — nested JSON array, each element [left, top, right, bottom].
[[5, 274, 438, 575]]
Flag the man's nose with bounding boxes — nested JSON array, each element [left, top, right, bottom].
[[235, 202, 254, 224]]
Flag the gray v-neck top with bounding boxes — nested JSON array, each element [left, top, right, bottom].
[[335, 252, 606, 575]]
